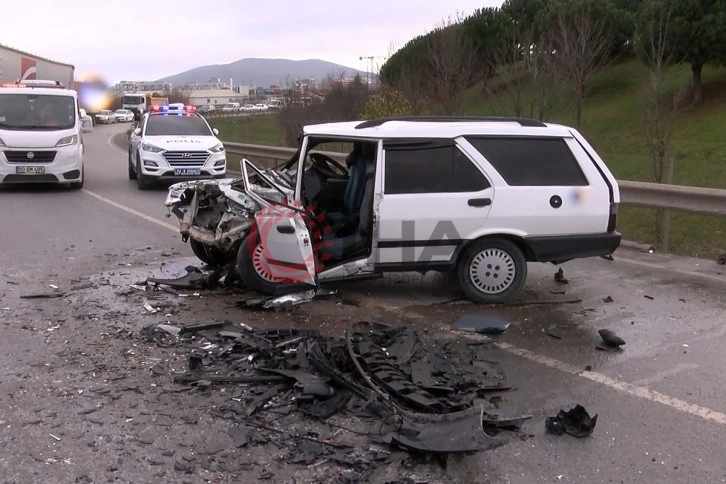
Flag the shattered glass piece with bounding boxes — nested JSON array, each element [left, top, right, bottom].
[[157, 324, 181, 336], [455, 314, 510, 334]]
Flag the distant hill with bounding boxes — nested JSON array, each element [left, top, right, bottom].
[[156, 58, 365, 87]]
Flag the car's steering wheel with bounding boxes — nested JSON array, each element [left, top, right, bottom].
[[309, 152, 348, 180]]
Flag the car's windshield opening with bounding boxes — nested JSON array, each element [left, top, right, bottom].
[[0, 93, 76, 130], [144, 115, 213, 136]]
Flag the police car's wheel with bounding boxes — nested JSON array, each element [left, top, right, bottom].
[[189, 239, 231, 267], [457, 238, 527, 303], [237, 230, 300, 296], [136, 158, 153, 190], [128, 151, 137, 180]]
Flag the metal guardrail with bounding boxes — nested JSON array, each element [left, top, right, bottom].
[[223, 142, 726, 216]]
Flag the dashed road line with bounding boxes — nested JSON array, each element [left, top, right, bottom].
[[82, 189, 178, 233], [496, 341, 726, 426]]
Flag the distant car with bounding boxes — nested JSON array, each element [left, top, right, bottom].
[[241, 104, 254, 112], [114, 109, 134, 123], [254, 104, 269, 112], [96, 110, 116, 124], [127, 105, 226, 190]]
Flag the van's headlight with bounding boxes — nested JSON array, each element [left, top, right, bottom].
[[210, 143, 225, 153], [141, 142, 163, 153], [56, 135, 78, 147]]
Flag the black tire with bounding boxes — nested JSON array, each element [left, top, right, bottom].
[[189, 238, 231, 267], [456, 237, 527, 303], [69, 165, 84, 190], [236, 230, 308, 295], [128, 150, 137, 180], [136, 158, 153, 190]]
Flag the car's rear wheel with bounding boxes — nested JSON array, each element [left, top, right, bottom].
[[189, 238, 231, 267], [456, 237, 527, 303], [236, 230, 306, 295]]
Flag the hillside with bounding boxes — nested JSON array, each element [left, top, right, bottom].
[[156, 57, 365, 87]]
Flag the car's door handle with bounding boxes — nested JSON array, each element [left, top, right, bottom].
[[277, 225, 295, 234], [468, 198, 492, 207]]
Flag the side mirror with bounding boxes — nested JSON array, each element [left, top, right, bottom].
[[133, 128, 141, 135], [212, 128, 219, 136]]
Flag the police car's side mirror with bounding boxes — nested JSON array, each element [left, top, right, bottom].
[[133, 128, 141, 136], [212, 128, 219, 136]]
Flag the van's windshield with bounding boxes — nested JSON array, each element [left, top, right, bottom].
[[0, 93, 76, 130]]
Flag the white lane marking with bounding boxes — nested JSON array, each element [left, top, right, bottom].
[[82, 189, 178, 233], [496, 342, 726, 425], [107, 133, 126, 154]]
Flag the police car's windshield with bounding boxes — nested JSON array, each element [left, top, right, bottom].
[[0, 93, 76, 130], [144, 115, 213, 136]]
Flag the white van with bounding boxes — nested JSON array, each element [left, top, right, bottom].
[[0, 80, 84, 189]]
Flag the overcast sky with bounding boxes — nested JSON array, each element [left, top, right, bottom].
[[2, 0, 503, 85]]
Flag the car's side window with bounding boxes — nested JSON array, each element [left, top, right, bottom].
[[465, 136, 589, 186], [383, 142, 491, 194]]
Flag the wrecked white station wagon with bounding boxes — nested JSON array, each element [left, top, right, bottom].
[[165, 116, 622, 303]]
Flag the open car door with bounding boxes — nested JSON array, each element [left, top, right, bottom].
[[241, 159, 316, 286]]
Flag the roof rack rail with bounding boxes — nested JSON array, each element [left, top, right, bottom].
[[355, 115, 547, 129]]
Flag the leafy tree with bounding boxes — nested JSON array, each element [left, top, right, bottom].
[[661, 0, 726, 103], [361, 89, 413, 119]]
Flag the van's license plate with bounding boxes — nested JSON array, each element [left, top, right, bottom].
[[16, 166, 45, 174], [174, 168, 201, 176]]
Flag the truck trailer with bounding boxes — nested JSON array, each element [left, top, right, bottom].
[[0, 43, 74, 88]]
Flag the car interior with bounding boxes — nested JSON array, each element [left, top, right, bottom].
[[297, 138, 378, 267]]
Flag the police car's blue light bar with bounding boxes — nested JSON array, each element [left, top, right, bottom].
[[150, 104, 197, 116]]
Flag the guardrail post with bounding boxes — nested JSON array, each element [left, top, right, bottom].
[[660, 156, 675, 253]]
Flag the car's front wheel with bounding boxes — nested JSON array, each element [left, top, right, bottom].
[[189, 238, 232, 267], [136, 157, 153, 190], [236, 230, 309, 295], [456, 237, 527, 304]]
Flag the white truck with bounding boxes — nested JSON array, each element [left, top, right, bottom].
[[0, 43, 74, 87], [121, 92, 146, 120]]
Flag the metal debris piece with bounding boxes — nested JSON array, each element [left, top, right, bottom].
[[455, 314, 510, 334], [598, 329, 625, 347], [602, 296, 614, 303], [20, 292, 66, 299], [554, 268, 568, 284], [545, 404, 598, 438]]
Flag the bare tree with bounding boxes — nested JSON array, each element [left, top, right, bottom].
[[548, 1, 614, 128], [640, 1, 686, 250], [424, 13, 481, 114]]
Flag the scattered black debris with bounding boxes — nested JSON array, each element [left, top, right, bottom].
[[644, 295, 655, 300], [584, 365, 592, 372], [554, 268, 568, 284], [603, 296, 614, 303], [598, 329, 625, 348], [20, 292, 66, 299], [144, 322, 528, 468], [718, 253, 726, 265], [545, 404, 598, 438], [455, 314, 510, 334], [601, 254, 614, 261], [147, 263, 242, 291], [545, 332, 562, 340]]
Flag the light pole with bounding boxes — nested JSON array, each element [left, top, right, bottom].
[[359, 56, 374, 86]]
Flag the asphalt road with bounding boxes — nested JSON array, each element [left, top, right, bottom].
[[1, 123, 726, 483]]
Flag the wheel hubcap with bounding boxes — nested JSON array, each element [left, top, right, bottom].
[[469, 248, 516, 294], [252, 243, 288, 283]]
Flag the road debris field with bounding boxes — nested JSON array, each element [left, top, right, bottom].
[[3, 125, 726, 483]]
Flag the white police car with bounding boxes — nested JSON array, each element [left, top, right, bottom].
[[128, 105, 226, 190]]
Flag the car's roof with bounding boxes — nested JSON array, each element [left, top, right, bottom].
[[303, 116, 575, 139], [0, 87, 77, 96]]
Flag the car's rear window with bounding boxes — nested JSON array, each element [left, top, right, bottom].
[[465, 136, 589, 186], [145, 115, 213, 136]]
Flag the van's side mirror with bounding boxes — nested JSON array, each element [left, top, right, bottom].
[[133, 128, 141, 135], [212, 128, 219, 136]]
